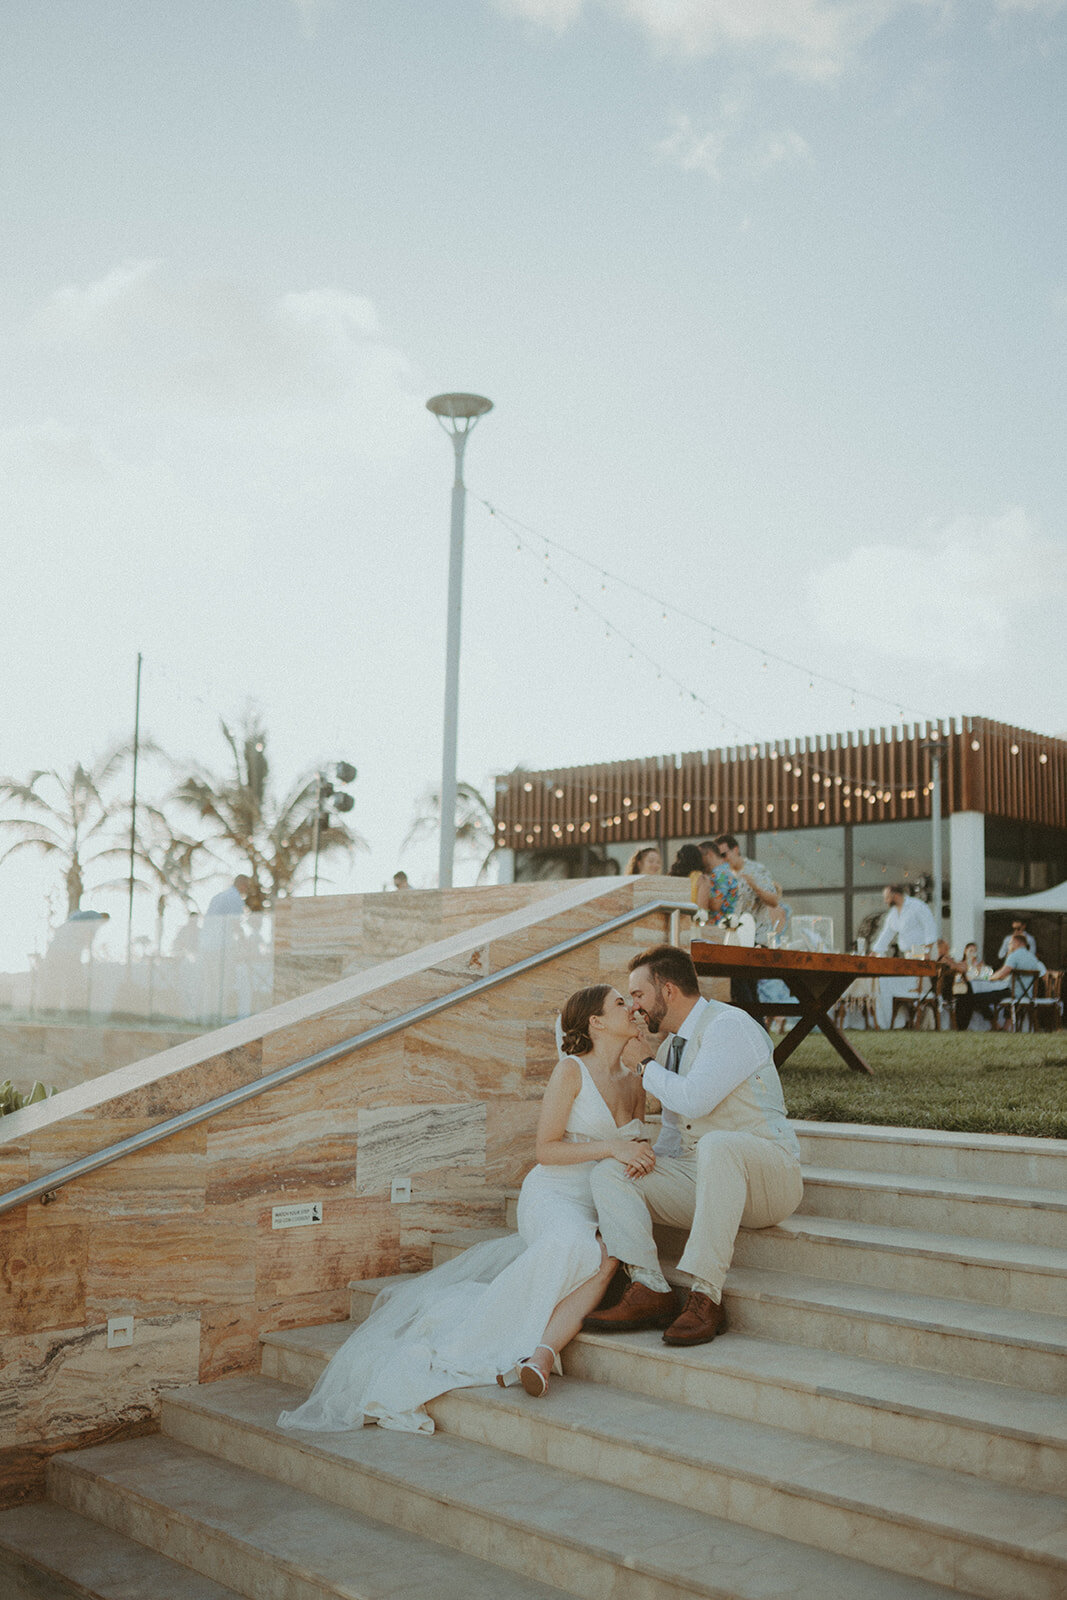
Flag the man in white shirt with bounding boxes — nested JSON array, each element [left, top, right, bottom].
[[584, 944, 802, 1348], [871, 884, 937, 957]]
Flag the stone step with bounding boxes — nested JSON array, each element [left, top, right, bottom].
[[432, 1225, 511, 1263], [566, 1325, 1067, 1496], [724, 1213, 1066, 1314], [0, 1500, 246, 1599], [499, 1170, 1066, 1249], [797, 1165, 1067, 1247], [155, 1374, 984, 1600], [392, 1224, 1067, 1393], [432, 1214, 1067, 1342], [261, 1311, 1067, 1495], [722, 1266, 1067, 1393], [792, 1123, 1067, 1191], [432, 1225, 512, 1264], [426, 1371, 1067, 1600], [46, 1432, 566, 1600]]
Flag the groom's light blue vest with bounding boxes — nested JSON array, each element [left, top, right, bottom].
[[658, 998, 800, 1160]]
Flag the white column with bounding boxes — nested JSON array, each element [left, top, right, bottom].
[[949, 812, 985, 955], [494, 848, 516, 884]]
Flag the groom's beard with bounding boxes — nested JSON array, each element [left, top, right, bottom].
[[640, 996, 668, 1035]]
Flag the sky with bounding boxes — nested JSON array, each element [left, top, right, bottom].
[[1, 0, 1064, 967]]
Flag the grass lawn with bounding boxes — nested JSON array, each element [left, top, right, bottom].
[[781, 1029, 1067, 1140]]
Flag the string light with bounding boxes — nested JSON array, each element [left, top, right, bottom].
[[481, 499, 921, 721]]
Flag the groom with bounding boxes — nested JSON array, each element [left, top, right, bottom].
[[585, 943, 803, 1346]]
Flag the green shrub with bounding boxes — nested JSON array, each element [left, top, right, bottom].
[[0, 1079, 58, 1116]]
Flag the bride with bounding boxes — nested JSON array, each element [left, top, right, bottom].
[[278, 983, 654, 1434]]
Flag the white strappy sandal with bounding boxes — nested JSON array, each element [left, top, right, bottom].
[[497, 1343, 561, 1397]]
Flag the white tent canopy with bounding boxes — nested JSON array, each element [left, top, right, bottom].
[[984, 881, 1067, 913]]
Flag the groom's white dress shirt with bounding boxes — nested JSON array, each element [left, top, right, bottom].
[[643, 997, 773, 1158]]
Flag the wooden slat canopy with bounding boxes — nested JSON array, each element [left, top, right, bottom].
[[494, 717, 1067, 850]]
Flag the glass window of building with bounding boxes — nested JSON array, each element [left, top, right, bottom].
[[984, 819, 1067, 895], [753, 828, 846, 890], [852, 820, 949, 889]]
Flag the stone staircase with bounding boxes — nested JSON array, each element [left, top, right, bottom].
[[1, 1124, 1065, 1599]]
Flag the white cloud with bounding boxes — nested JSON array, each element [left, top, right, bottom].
[[497, 1, 1067, 78], [496, 0, 910, 78], [656, 106, 812, 182], [808, 510, 1067, 672], [745, 126, 814, 175], [20, 261, 400, 417], [656, 112, 729, 179], [621, 0, 881, 77]]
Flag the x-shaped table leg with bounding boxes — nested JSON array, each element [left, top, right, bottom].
[[770, 972, 874, 1075]]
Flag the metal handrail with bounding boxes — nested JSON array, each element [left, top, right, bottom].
[[0, 896, 689, 1217]]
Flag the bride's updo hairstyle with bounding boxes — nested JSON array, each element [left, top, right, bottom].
[[559, 984, 613, 1056]]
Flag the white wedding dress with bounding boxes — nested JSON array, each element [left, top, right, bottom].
[[278, 1056, 642, 1435]]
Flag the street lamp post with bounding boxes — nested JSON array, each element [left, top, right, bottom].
[[922, 737, 946, 940], [426, 391, 493, 889]]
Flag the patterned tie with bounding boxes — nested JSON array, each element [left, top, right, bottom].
[[666, 1035, 684, 1074]]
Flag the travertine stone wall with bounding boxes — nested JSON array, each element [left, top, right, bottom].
[[0, 878, 687, 1506], [0, 1020, 202, 1095], [271, 881, 568, 1003]]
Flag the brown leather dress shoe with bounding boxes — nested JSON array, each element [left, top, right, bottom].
[[662, 1290, 724, 1347], [582, 1280, 677, 1332]]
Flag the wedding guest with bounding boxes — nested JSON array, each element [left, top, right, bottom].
[[997, 920, 1037, 960], [871, 885, 937, 957], [713, 834, 780, 1009], [699, 841, 739, 923], [713, 835, 779, 944], [668, 844, 713, 916], [962, 941, 983, 977], [205, 875, 255, 918], [990, 933, 1046, 984], [625, 847, 663, 875]]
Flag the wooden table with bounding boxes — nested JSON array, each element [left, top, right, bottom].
[[690, 942, 938, 1076]]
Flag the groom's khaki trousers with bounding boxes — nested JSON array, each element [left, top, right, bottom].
[[590, 1130, 803, 1302]]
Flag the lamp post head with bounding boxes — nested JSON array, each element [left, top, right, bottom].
[[427, 393, 493, 483], [426, 392, 493, 426]]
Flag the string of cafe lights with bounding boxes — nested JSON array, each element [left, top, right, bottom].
[[480, 498, 932, 723], [482, 501, 936, 804], [479, 500, 1060, 844]]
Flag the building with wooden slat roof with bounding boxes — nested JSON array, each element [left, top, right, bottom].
[[492, 717, 1067, 962]]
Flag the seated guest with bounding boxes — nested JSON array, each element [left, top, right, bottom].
[[997, 919, 1038, 960], [625, 847, 663, 876], [943, 942, 1001, 1031], [990, 934, 1046, 986]]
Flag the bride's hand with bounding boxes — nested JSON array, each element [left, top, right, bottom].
[[611, 1137, 655, 1175]]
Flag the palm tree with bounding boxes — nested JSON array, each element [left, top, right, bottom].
[[109, 805, 206, 952], [171, 712, 366, 904], [0, 750, 128, 916], [404, 778, 499, 883]]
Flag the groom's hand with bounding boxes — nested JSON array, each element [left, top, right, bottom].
[[629, 1017, 662, 1061]]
